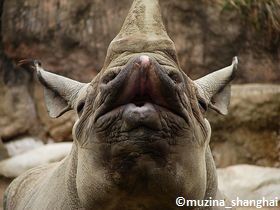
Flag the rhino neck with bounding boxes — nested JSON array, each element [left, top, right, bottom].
[[74, 144, 175, 209], [61, 143, 82, 208], [70, 143, 219, 210]]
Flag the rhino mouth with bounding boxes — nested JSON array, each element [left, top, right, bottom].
[[94, 55, 188, 129], [130, 96, 152, 107]]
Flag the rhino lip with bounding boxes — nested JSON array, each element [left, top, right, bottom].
[[95, 82, 186, 125]]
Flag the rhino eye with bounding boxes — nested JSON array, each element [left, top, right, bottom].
[[198, 99, 208, 113], [77, 101, 85, 116], [102, 72, 118, 84], [167, 71, 182, 84]]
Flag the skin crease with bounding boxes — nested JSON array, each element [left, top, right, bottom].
[[4, 1, 237, 210]]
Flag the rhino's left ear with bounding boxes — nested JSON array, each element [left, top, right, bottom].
[[19, 60, 88, 118], [194, 57, 238, 115]]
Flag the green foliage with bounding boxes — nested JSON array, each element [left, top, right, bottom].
[[223, 0, 280, 51]]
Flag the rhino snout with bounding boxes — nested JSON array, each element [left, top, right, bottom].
[[96, 55, 186, 120]]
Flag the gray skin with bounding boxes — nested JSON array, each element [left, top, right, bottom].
[[4, 0, 238, 210]]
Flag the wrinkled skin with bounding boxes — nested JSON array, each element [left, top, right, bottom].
[[4, 0, 237, 210]]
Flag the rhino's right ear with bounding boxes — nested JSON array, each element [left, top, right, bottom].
[[19, 60, 87, 118], [194, 57, 238, 115]]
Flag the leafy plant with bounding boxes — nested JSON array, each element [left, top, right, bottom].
[[223, 0, 280, 51]]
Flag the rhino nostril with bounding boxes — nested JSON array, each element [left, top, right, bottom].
[[102, 72, 118, 84], [167, 72, 182, 84]]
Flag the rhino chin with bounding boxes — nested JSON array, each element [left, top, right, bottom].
[[122, 102, 162, 131]]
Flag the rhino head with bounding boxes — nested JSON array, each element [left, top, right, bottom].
[[18, 0, 237, 209]]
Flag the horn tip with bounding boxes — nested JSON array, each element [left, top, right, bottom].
[[232, 56, 238, 70]]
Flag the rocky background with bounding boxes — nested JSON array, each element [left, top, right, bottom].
[[0, 0, 280, 209]]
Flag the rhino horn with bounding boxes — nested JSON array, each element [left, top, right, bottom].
[[104, 0, 178, 66], [117, 0, 168, 39], [18, 60, 87, 118], [195, 57, 238, 115]]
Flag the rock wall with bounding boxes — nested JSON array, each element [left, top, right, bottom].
[[210, 84, 280, 168], [217, 164, 280, 201], [2, 0, 280, 82]]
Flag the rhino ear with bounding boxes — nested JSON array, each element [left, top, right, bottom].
[[25, 61, 87, 118], [194, 57, 238, 115]]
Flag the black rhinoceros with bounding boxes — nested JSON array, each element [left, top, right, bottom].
[[4, 0, 238, 209]]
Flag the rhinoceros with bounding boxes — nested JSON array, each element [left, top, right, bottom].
[[4, 0, 238, 209]]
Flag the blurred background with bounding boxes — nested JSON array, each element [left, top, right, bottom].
[[0, 0, 279, 209]]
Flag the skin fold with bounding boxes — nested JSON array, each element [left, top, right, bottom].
[[4, 0, 238, 209]]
